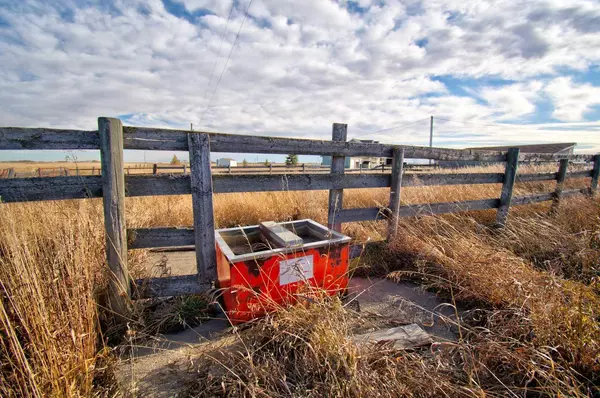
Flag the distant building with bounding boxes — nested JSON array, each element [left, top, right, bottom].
[[216, 158, 237, 167], [437, 142, 577, 168], [321, 139, 392, 169]]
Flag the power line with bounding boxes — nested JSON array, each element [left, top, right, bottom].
[[199, 0, 254, 123], [434, 116, 526, 130], [200, 2, 236, 109]]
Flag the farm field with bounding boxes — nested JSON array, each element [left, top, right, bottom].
[[1, 164, 599, 397]]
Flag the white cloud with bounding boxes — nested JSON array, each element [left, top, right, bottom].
[[545, 77, 600, 121], [0, 0, 599, 156], [479, 81, 543, 119]]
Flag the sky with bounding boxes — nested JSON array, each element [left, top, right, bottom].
[[1, 0, 600, 163]]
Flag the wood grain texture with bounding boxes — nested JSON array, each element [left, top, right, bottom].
[[0, 127, 99, 149], [328, 123, 347, 232], [0, 172, 534, 203], [188, 133, 217, 285], [337, 198, 500, 223], [388, 148, 405, 239], [0, 175, 102, 202], [551, 159, 569, 212], [122, 126, 511, 161], [99, 117, 130, 317], [0, 125, 593, 162], [128, 227, 194, 249], [566, 170, 593, 179], [496, 148, 520, 227]]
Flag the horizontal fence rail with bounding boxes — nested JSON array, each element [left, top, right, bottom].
[[0, 170, 592, 203], [1, 126, 594, 162], [0, 170, 593, 203], [1, 119, 599, 302]]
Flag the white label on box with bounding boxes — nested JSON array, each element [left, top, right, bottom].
[[279, 255, 314, 286]]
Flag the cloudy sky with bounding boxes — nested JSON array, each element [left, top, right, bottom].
[[1, 0, 600, 162]]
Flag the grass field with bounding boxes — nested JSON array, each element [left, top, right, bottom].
[[1, 164, 599, 396]]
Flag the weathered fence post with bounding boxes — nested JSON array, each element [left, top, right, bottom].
[[7, 168, 15, 178], [38, 168, 42, 177], [98, 117, 130, 318], [228, 164, 232, 174], [269, 164, 273, 174], [551, 159, 569, 213], [495, 148, 520, 227], [188, 133, 217, 286], [92, 166, 95, 175], [327, 123, 347, 232], [388, 148, 405, 240], [153, 163, 158, 175], [302, 163, 305, 173], [183, 164, 187, 175], [591, 154, 600, 196], [359, 164, 362, 174]]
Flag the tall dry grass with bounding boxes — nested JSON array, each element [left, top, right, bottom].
[[0, 163, 597, 396], [0, 200, 105, 397]]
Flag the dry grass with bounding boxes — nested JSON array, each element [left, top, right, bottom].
[[0, 163, 598, 396], [0, 200, 106, 397]]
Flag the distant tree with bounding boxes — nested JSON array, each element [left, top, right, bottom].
[[264, 159, 270, 166], [170, 154, 181, 165], [285, 154, 298, 166], [242, 159, 248, 167]]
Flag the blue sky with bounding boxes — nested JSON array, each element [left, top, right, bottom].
[[1, 0, 600, 163]]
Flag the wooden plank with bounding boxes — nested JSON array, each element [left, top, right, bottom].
[[512, 189, 586, 206], [517, 172, 557, 182], [518, 152, 592, 163], [126, 175, 191, 196], [122, 126, 509, 161], [0, 127, 100, 150], [0, 125, 593, 163], [133, 275, 211, 299], [338, 198, 500, 223], [0, 172, 507, 203], [388, 148, 404, 240], [328, 123, 347, 232], [259, 221, 303, 247], [188, 133, 217, 285], [0, 176, 102, 202], [352, 324, 432, 350], [566, 170, 593, 179], [99, 117, 130, 318], [214, 173, 389, 192], [512, 192, 554, 205], [128, 227, 194, 249], [551, 159, 569, 212], [496, 148, 519, 227], [0, 169, 586, 204], [404, 172, 504, 186], [591, 155, 600, 195]]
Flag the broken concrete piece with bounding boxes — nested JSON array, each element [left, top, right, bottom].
[[352, 324, 433, 350]]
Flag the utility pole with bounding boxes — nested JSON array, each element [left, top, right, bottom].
[[429, 116, 434, 165]]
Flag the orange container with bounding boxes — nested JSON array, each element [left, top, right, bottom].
[[215, 219, 352, 324]]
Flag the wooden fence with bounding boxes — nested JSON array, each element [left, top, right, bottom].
[[1, 118, 599, 317]]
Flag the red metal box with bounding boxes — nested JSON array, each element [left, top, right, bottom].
[[215, 219, 352, 324]]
